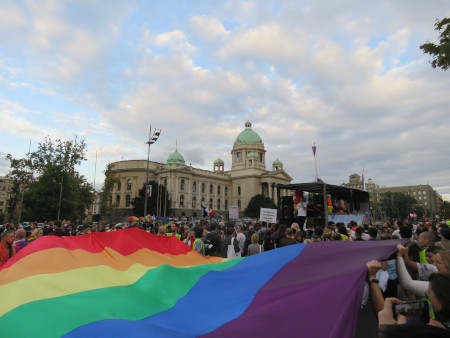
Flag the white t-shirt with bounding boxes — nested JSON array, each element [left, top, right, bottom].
[[297, 202, 307, 217]]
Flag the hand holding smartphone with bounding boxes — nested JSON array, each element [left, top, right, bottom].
[[393, 300, 430, 324]]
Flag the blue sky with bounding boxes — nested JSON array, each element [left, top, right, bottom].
[[1, 0, 449, 202]]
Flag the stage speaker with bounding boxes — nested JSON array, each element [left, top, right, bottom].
[[280, 196, 294, 225], [313, 194, 324, 206]]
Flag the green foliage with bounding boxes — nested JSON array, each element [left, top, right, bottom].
[[6, 136, 91, 222], [440, 201, 450, 220], [100, 163, 119, 215], [244, 194, 276, 218], [131, 181, 171, 216], [420, 17, 450, 70], [379, 192, 417, 219]]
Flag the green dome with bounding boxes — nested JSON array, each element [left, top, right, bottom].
[[167, 149, 185, 165], [234, 121, 262, 145], [214, 157, 224, 164], [273, 159, 283, 165]]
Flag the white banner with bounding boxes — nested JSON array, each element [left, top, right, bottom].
[[229, 206, 239, 219], [260, 208, 277, 223]]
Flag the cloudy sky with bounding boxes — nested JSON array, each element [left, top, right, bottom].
[[1, 1, 449, 201]]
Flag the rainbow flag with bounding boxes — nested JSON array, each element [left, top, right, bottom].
[[0, 228, 399, 337]]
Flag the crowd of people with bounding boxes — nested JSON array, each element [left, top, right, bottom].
[[1, 216, 450, 335]]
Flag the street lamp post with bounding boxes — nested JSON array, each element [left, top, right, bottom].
[[143, 126, 161, 217]]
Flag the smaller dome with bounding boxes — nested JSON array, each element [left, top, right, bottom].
[[167, 149, 185, 165], [214, 158, 224, 164], [273, 159, 283, 165]]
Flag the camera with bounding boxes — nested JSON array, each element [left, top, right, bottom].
[[393, 300, 430, 324]]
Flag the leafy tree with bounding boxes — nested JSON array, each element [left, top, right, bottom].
[[6, 136, 91, 222], [131, 181, 171, 216], [100, 163, 119, 215], [244, 194, 276, 218], [420, 18, 450, 70], [379, 192, 417, 219], [440, 201, 450, 220]]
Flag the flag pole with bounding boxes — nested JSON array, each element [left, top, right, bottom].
[[312, 143, 318, 182]]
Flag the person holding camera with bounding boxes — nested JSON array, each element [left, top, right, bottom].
[[367, 260, 450, 336]]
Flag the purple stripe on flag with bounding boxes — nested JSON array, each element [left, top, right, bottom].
[[202, 240, 401, 338]]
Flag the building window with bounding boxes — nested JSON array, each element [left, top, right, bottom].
[[201, 197, 205, 204], [217, 199, 221, 210], [201, 183, 205, 193], [217, 185, 221, 195], [193, 181, 197, 193], [117, 181, 121, 191], [236, 152, 242, 162], [125, 195, 131, 207], [116, 195, 120, 205], [259, 152, 263, 162], [225, 187, 228, 196], [180, 179, 185, 190], [180, 195, 184, 207], [238, 186, 241, 195], [238, 200, 241, 208], [192, 196, 196, 208], [225, 200, 228, 210], [209, 198, 213, 209], [127, 179, 132, 190], [210, 184, 213, 194]]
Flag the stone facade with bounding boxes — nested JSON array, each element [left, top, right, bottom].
[[109, 121, 293, 219], [0, 176, 12, 216]]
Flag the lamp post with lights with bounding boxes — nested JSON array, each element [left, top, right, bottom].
[[143, 126, 161, 217]]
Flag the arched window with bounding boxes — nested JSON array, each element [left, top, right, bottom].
[[209, 198, 213, 209], [192, 196, 196, 208], [127, 179, 132, 190], [238, 186, 241, 195], [116, 195, 120, 205], [180, 195, 184, 207], [238, 200, 241, 208], [193, 181, 197, 193], [217, 185, 221, 195], [180, 179, 185, 190], [210, 184, 213, 194], [125, 195, 131, 207], [217, 199, 221, 210], [117, 181, 121, 191], [225, 187, 228, 196], [201, 183, 205, 193]]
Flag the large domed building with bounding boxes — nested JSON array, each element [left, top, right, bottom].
[[109, 121, 292, 219]]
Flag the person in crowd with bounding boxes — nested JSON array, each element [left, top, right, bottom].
[[367, 260, 450, 335], [235, 225, 246, 255], [278, 228, 297, 247], [192, 227, 206, 255], [263, 229, 275, 251], [0, 230, 16, 265], [49, 220, 66, 237], [167, 223, 181, 239], [221, 227, 240, 258], [409, 230, 437, 265], [257, 222, 268, 245], [337, 225, 352, 241], [243, 224, 256, 256], [368, 227, 379, 241], [437, 227, 450, 251], [247, 233, 264, 256], [312, 225, 323, 242], [354, 226, 365, 241], [296, 195, 307, 230], [397, 244, 441, 281], [294, 230, 304, 243], [28, 228, 44, 243], [204, 223, 222, 257], [13, 228, 28, 253], [157, 225, 167, 236]]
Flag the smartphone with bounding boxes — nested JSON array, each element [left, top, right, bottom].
[[393, 300, 430, 324]]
